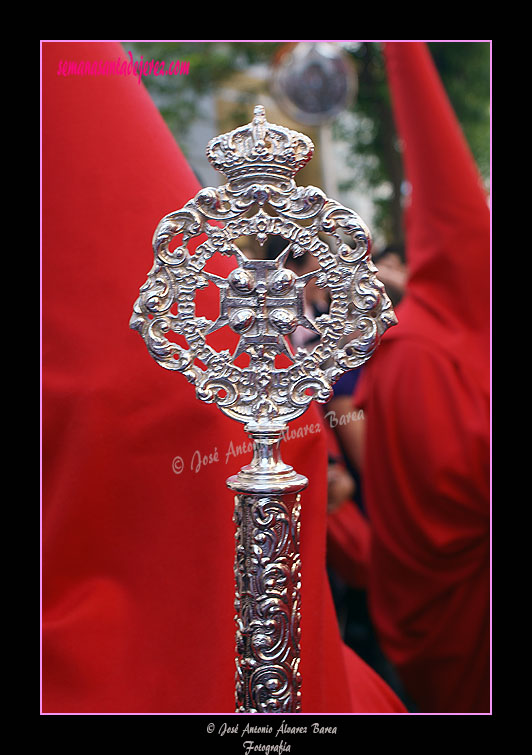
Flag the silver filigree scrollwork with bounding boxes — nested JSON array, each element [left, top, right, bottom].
[[234, 493, 302, 713], [130, 105, 396, 427], [130, 105, 396, 713]]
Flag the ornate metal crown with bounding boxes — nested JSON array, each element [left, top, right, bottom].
[[206, 105, 314, 182]]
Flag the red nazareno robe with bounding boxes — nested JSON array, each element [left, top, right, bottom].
[[41, 41, 405, 714], [354, 42, 490, 713]]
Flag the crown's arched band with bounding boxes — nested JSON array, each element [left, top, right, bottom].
[[206, 105, 315, 183]]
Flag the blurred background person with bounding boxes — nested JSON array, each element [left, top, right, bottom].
[[322, 241, 410, 704], [350, 42, 490, 713]]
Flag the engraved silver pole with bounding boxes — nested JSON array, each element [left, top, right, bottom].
[[228, 423, 306, 712], [130, 105, 396, 714]]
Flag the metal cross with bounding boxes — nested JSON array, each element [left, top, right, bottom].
[[206, 245, 318, 361]]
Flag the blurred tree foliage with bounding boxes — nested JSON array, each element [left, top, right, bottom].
[[127, 41, 278, 144], [337, 42, 490, 243], [129, 41, 490, 245]]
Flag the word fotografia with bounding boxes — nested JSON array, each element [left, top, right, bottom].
[[56, 51, 190, 84], [243, 743, 290, 755]]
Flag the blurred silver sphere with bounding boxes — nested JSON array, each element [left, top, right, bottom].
[[270, 42, 358, 125]]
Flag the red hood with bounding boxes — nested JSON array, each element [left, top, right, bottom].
[[383, 42, 490, 381]]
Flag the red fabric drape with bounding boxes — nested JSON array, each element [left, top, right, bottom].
[[41, 41, 405, 714], [327, 501, 370, 591], [322, 406, 371, 590], [355, 42, 490, 712]]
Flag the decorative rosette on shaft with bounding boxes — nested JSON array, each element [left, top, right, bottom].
[[130, 105, 396, 713]]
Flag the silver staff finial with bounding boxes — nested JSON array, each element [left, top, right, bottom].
[[130, 106, 396, 713]]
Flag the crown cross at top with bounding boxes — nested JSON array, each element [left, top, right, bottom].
[[206, 105, 314, 183]]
